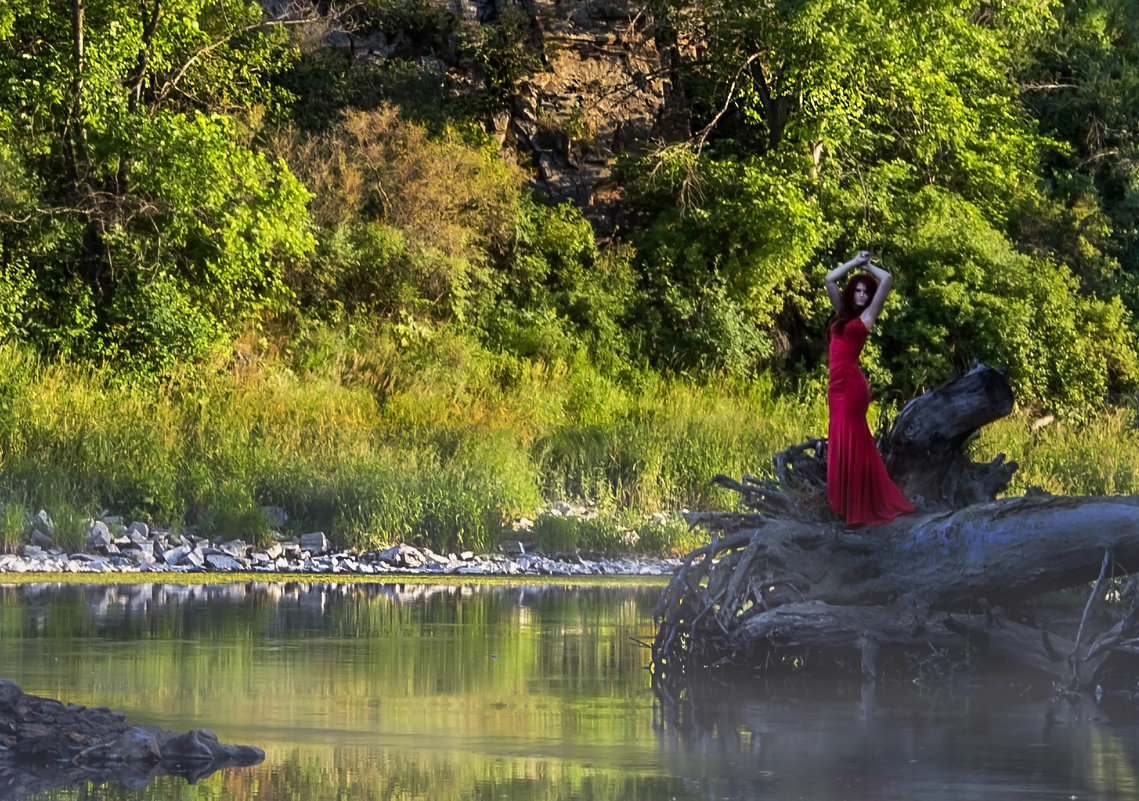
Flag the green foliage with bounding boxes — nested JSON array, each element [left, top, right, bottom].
[[99, 272, 221, 373], [490, 198, 637, 367], [0, 502, 27, 553], [1020, 0, 1139, 305], [277, 106, 522, 324], [628, 0, 1106, 394], [0, 0, 311, 367], [979, 408, 1139, 496], [42, 110, 316, 368], [530, 512, 705, 557], [627, 152, 825, 375], [110, 113, 313, 317], [277, 106, 637, 371], [635, 515, 705, 557], [879, 187, 1138, 409], [0, 111, 33, 219], [659, 0, 1054, 207], [300, 221, 473, 323], [0, 260, 32, 343], [531, 514, 627, 556], [461, 6, 545, 100], [5, 0, 1139, 552], [355, 0, 460, 61], [196, 498, 274, 547]]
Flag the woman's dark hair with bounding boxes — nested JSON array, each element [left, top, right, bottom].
[[831, 273, 879, 335]]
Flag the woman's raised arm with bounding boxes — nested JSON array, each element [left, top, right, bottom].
[[858, 261, 894, 330], [825, 250, 872, 310]]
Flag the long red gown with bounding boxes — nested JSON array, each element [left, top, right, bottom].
[[827, 317, 914, 526]]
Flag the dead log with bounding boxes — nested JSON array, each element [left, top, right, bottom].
[[883, 363, 1018, 508], [734, 601, 1087, 684], [734, 496, 1139, 612], [653, 365, 1139, 695]]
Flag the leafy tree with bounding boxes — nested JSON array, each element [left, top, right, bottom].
[[0, 111, 36, 342], [0, 0, 314, 366], [278, 104, 636, 368], [650, 0, 1055, 213], [490, 197, 638, 368], [879, 187, 1137, 410], [625, 150, 828, 375], [622, 0, 1139, 408], [1019, 0, 1139, 302], [276, 105, 522, 324]]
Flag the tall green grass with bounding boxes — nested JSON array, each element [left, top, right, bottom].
[[0, 327, 1134, 557], [0, 328, 813, 555], [973, 408, 1139, 497]]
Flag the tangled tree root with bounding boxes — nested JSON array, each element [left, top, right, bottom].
[[651, 366, 1139, 707]]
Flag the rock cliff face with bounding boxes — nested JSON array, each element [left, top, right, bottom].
[[286, 0, 686, 227], [487, 0, 678, 227]]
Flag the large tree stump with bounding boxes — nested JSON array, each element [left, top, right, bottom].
[[654, 365, 1139, 699]]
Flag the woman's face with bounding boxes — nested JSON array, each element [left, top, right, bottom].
[[852, 281, 871, 309]]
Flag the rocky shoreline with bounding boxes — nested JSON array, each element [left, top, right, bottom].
[[1, 510, 682, 578], [0, 679, 263, 799]]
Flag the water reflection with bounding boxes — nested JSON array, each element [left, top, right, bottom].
[[653, 679, 1139, 800], [2, 582, 1139, 800], [1, 582, 670, 801]]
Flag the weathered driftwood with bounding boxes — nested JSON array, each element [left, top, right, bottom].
[[653, 365, 1139, 694], [883, 363, 1018, 508]]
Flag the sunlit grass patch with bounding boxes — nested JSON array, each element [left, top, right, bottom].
[[975, 408, 1139, 497], [3, 328, 1132, 560]]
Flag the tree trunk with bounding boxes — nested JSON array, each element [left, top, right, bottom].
[[883, 363, 1017, 507], [653, 365, 1139, 697]]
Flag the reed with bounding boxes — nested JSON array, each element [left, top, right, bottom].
[[0, 332, 1134, 557], [973, 408, 1139, 497]]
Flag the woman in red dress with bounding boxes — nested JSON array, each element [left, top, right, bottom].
[[824, 251, 914, 526]]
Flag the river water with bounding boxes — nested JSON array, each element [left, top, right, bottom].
[[1, 580, 1138, 800]]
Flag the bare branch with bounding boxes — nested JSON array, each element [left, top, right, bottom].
[[691, 51, 765, 153], [1020, 82, 1078, 91]]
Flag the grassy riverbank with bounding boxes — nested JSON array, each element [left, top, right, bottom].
[[0, 328, 819, 556], [0, 327, 1135, 558]]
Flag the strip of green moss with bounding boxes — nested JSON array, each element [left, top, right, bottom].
[[0, 572, 669, 587]]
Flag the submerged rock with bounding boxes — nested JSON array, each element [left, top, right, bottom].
[[0, 679, 264, 800]]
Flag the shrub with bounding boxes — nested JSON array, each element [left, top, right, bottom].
[[880, 187, 1139, 410], [276, 106, 525, 323], [277, 106, 521, 256], [531, 514, 629, 556], [635, 516, 705, 557]]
